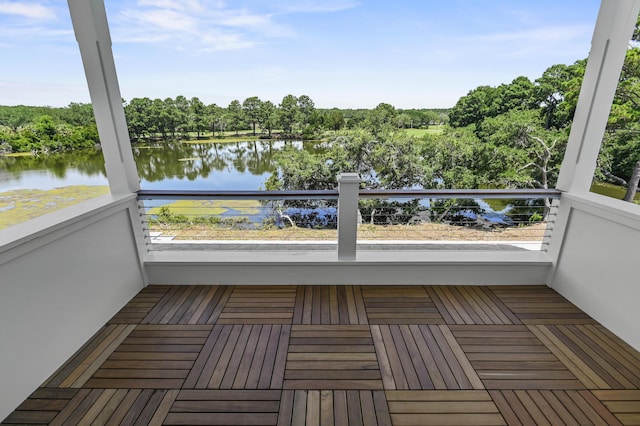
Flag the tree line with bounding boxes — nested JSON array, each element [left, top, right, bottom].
[[0, 97, 446, 154], [123, 95, 446, 141]]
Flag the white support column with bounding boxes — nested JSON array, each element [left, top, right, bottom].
[[337, 173, 360, 261], [556, 0, 640, 193], [67, 0, 139, 195]]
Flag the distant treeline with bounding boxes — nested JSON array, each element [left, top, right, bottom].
[[0, 98, 448, 154]]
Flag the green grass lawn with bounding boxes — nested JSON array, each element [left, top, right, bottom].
[[405, 126, 445, 137]]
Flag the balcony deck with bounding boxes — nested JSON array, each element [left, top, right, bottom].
[[3, 284, 640, 425]]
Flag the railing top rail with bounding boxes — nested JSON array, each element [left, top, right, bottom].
[[137, 189, 339, 200], [137, 188, 562, 200], [359, 188, 562, 199]]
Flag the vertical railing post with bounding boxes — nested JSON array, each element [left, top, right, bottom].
[[337, 173, 360, 260]]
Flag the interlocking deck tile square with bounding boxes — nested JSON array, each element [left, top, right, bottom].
[[294, 285, 368, 324], [490, 286, 596, 324], [184, 324, 290, 389], [372, 324, 483, 390], [363, 286, 444, 324], [593, 390, 640, 425], [108, 285, 169, 324], [427, 286, 521, 325], [284, 325, 383, 390], [490, 390, 623, 425], [529, 324, 640, 389], [279, 390, 391, 426], [141, 285, 233, 325], [451, 325, 585, 390], [219, 286, 296, 324], [386, 390, 506, 426], [84, 325, 210, 389], [165, 390, 281, 426]]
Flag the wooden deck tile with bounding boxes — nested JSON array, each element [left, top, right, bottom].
[[219, 286, 296, 324], [372, 324, 483, 390], [141, 285, 233, 324], [2, 389, 79, 425], [44, 324, 135, 388], [284, 325, 383, 389], [530, 324, 640, 389], [165, 390, 281, 425], [593, 390, 640, 425], [294, 285, 368, 324], [491, 390, 624, 425], [84, 325, 209, 389], [108, 285, 170, 324], [490, 285, 596, 324], [363, 285, 444, 324], [386, 390, 506, 425], [184, 324, 291, 389], [451, 325, 585, 390], [427, 285, 521, 325], [279, 390, 391, 426]]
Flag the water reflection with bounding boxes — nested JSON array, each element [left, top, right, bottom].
[[0, 140, 302, 191]]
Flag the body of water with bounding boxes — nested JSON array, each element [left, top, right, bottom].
[[0, 140, 302, 192]]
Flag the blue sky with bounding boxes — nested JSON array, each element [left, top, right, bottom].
[[1, 0, 601, 109]]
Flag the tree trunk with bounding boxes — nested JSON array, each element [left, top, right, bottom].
[[623, 160, 640, 202]]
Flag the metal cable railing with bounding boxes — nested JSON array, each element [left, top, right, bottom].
[[137, 186, 561, 252]]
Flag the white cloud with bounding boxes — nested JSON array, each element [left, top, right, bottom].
[[111, 0, 354, 51], [0, 1, 55, 20], [113, 0, 285, 51]]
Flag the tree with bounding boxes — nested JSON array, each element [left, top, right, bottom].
[[174, 95, 190, 137], [226, 100, 245, 136], [534, 63, 584, 129], [366, 103, 397, 136], [624, 160, 640, 201], [189, 97, 208, 138], [124, 97, 153, 140], [242, 96, 262, 136], [449, 85, 498, 128], [206, 104, 224, 137], [325, 109, 345, 131], [278, 95, 299, 136], [258, 101, 277, 137], [297, 95, 317, 137]]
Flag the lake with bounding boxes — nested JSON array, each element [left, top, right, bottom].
[[0, 140, 309, 192]]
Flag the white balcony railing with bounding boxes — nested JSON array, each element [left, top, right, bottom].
[[137, 174, 561, 258]]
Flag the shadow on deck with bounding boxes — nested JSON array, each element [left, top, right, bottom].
[[3, 285, 640, 425]]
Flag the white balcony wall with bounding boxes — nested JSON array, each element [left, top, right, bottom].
[[548, 193, 640, 351], [0, 196, 146, 419]]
